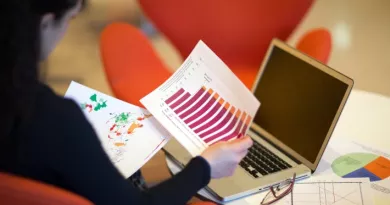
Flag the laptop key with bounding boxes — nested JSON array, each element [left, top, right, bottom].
[[254, 165, 268, 175], [267, 165, 275, 172], [250, 170, 259, 178], [278, 164, 288, 169], [263, 165, 273, 173], [244, 167, 252, 173], [246, 159, 256, 168], [239, 161, 249, 169], [275, 161, 288, 169]]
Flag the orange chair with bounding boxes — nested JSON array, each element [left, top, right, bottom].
[[100, 0, 335, 106], [100, 25, 332, 107], [100, 23, 172, 108], [0, 172, 93, 205], [138, 0, 314, 88], [296, 28, 332, 64], [0, 172, 217, 205]]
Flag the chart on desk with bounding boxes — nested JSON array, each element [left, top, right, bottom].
[[141, 41, 260, 156], [316, 138, 390, 201], [284, 181, 372, 205], [332, 153, 390, 182]]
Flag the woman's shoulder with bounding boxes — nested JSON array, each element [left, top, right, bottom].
[[37, 83, 82, 113], [32, 83, 89, 129]]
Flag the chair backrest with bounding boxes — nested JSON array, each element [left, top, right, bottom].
[[0, 172, 93, 205], [100, 23, 172, 107], [139, 0, 314, 68], [296, 28, 332, 64]]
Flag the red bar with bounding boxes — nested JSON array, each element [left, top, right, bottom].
[[179, 89, 212, 119], [189, 97, 223, 129], [165, 88, 185, 104], [204, 110, 241, 143], [169, 92, 190, 110], [174, 87, 206, 114], [185, 93, 219, 124], [199, 106, 236, 138], [193, 102, 228, 134], [238, 112, 248, 134], [219, 112, 247, 142]]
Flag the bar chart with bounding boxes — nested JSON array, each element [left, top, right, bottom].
[[141, 41, 260, 156], [165, 86, 252, 145]]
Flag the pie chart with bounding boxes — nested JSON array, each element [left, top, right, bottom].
[[332, 153, 390, 182]]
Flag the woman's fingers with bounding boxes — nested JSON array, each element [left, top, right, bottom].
[[228, 136, 253, 153], [237, 149, 248, 160]]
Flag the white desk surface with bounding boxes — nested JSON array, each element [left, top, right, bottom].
[[166, 90, 390, 204]]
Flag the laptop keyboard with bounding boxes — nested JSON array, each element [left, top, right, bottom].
[[239, 140, 292, 178]]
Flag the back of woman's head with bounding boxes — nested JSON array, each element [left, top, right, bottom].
[[0, 0, 81, 168]]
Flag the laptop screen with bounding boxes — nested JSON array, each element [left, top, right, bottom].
[[252, 46, 349, 164]]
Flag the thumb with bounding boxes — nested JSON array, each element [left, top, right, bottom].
[[228, 135, 253, 152]]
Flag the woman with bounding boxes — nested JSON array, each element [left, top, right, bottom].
[[0, 0, 253, 204]]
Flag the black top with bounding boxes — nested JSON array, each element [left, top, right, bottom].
[[0, 83, 211, 205]]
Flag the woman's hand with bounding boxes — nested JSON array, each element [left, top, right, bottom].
[[200, 136, 253, 179]]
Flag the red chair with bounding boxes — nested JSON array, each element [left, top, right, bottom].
[[101, 0, 333, 106], [138, 0, 313, 88], [0, 172, 93, 205], [296, 28, 332, 64], [100, 23, 171, 107], [0, 172, 217, 205]]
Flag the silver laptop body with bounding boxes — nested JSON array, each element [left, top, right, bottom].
[[163, 39, 354, 202]]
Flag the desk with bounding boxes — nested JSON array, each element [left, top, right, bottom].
[[166, 90, 390, 204]]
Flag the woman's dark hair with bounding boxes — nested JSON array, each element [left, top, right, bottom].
[[0, 0, 81, 167]]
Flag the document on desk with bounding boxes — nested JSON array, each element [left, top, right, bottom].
[[243, 177, 374, 205], [315, 138, 390, 201], [195, 174, 374, 205], [141, 40, 260, 156], [65, 82, 170, 178]]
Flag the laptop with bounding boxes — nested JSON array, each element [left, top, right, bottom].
[[163, 38, 354, 202]]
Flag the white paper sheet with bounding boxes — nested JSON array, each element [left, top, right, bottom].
[[244, 177, 373, 205], [167, 156, 374, 205], [141, 40, 260, 156], [315, 138, 390, 202], [65, 82, 170, 177]]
